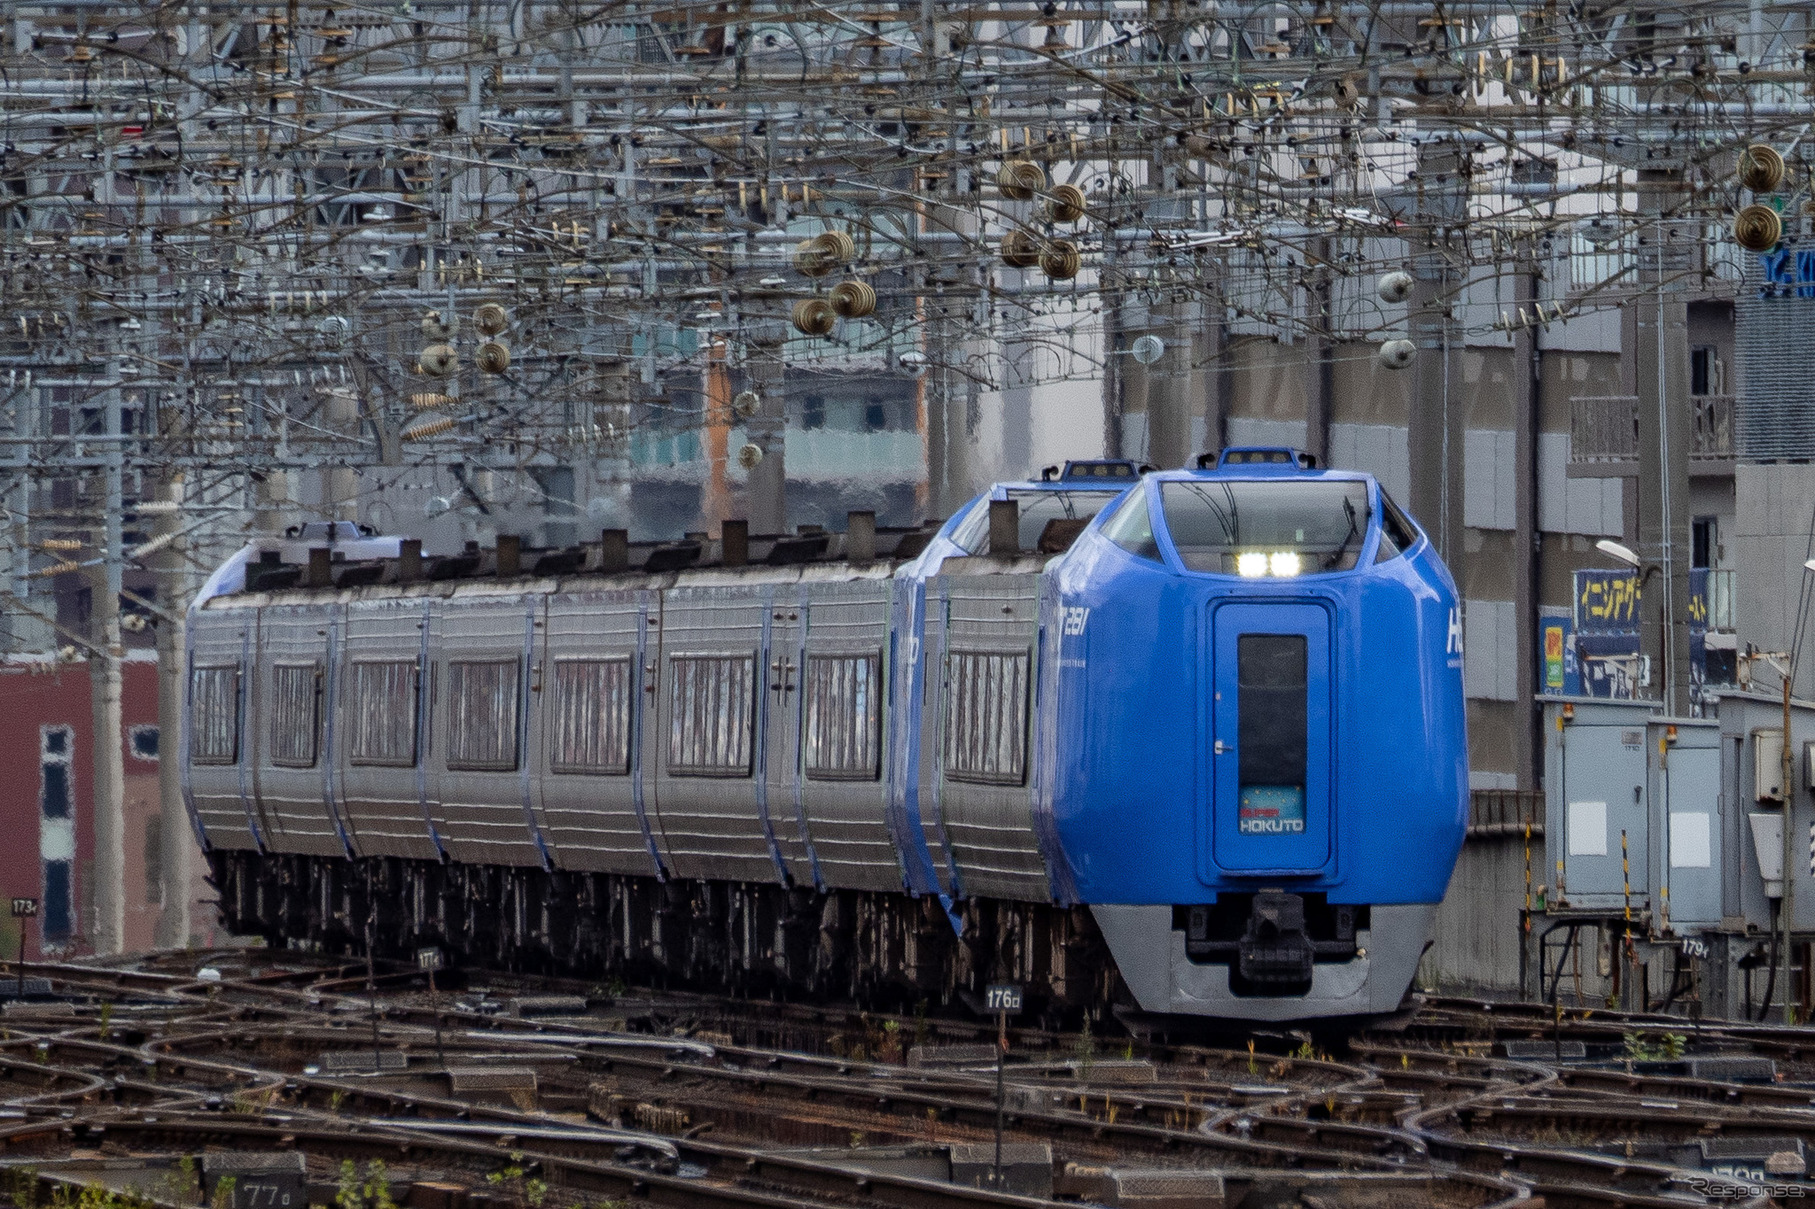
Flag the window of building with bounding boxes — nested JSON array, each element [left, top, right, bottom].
[[446, 659, 522, 772], [129, 725, 159, 762], [1690, 346, 1714, 396], [943, 649, 1030, 786], [549, 658, 633, 775], [1692, 516, 1716, 569], [667, 654, 756, 777], [39, 726, 74, 947], [41, 861, 72, 948], [803, 652, 883, 781]]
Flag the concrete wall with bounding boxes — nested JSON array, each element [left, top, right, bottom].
[[1735, 462, 1815, 697], [1422, 834, 1534, 996]]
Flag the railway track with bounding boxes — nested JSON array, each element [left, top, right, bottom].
[[0, 954, 1809, 1207]]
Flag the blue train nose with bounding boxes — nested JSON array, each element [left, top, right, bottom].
[[1207, 600, 1334, 875]]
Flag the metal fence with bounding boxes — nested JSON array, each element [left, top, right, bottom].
[[1467, 789, 1545, 837], [1570, 396, 1639, 462], [1693, 394, 1734, 459], [1569, 393, 1734, 464]]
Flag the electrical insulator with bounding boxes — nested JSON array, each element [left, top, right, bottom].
[[1379, 339, 1417, 370], [1734, 203, 1783, 252], [403, 416, 458, 440], [476, 341, 511, 374], [791, 298, 836, 336], [418, 343, 458, 376], [474, 303, 509, 335], [1048, 183, 1087, 224], [1739, 145, 1786, 193], [1000, 229, 1040, 268], [793, 230, 856, 276], [996, 160, 1046, 200], [830, 280, 877, 318]]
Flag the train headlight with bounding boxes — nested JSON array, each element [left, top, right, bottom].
[[1237, 550, 1303, 577]]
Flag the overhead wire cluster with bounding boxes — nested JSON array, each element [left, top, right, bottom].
[[0, 0, 1808, 603]]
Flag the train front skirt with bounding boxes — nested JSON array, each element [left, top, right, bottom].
[[1091, 903, 1437, 1021]]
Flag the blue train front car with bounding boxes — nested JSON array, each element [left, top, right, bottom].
[[1048, 448, 1468, 1020]]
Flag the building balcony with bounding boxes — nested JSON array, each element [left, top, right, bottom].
[[1568, 394, 1734, 476]]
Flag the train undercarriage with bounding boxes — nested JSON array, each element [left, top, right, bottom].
[[208, 850, 1127, 1024]]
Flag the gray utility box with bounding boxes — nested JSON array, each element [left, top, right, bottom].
[[1541, 698, 1723, 929], [1531, 691, 1815, 1018], [1542, 691, 1815, 936], [1711, 691, 1815, 933]]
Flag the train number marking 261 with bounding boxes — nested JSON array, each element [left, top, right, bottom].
[[1062, 607, 1090, 636]]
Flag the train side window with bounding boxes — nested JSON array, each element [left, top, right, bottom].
[[446, 659, 522, 772], [667, 654, 756, 777], [1374, 490, 1420, 562], [347, 660, 420, 767], [269, 663, 322, 768], [943, 649, 1030, 785], [1098, 490, 1160, 562], [190, 665, 241, 765], [549, 658, 632, 775], [803, 651, 883, 781]]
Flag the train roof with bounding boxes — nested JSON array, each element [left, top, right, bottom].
[[191, 451, 1394, 611], [1178, 446, 1372, 479], [191, 514, 948, 608]]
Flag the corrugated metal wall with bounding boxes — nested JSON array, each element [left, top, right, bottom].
[[1736, 263, 1815, 460]]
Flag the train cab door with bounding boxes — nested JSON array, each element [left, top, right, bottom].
[[1208, 601, 1334, 875]]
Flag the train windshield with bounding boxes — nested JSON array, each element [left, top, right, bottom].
[[1159, 480, 1372, 575], [951, 489, 1125, 554]]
